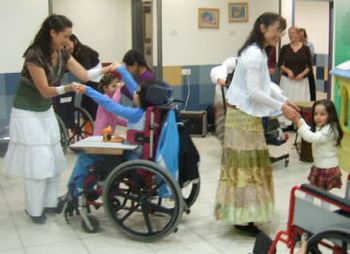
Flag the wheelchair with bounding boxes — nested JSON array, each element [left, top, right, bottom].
[[268, 174, 350, 253], [66, 105, 201, 242], [54, 92, 94, 153]]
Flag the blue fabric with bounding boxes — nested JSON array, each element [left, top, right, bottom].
[[117, 65, 138, 94], [155, 109, 179, 197], [86, 86, 144, 123], [68, 153, 104, 198]]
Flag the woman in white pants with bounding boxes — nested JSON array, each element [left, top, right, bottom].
[[4, 14, 114, 224]]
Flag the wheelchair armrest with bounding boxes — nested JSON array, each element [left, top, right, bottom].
[[301, 184, 350, 209]]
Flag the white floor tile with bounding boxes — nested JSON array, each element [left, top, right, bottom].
[[25, 240, 89, 254]]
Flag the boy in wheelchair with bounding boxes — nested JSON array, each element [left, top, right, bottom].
[[63, 64, 172, 214]]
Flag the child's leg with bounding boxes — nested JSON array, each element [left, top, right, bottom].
[[43, 174, 61, 209], [24, 178, 46, 216], [68, 152, 102, 198]]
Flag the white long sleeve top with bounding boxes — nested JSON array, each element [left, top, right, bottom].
[[226, 44, 288, 117], [298, 118, 339, 168], [210, 57, 237, 96]]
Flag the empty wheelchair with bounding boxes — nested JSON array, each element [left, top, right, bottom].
[[268, 173, 350, 253], [54, 92, 94, 153]]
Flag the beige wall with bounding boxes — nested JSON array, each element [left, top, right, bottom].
[[0, 0, 49, 73], [53, 0, 132, 63]]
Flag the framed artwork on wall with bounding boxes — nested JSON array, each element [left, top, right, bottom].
[[198, 8, 220, 29], [228, 2, 248, 22]]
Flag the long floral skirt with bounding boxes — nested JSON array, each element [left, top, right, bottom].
[[214, 107, 274, 224]]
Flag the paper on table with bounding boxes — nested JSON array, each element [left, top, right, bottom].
[[336, 60, 350, 70]]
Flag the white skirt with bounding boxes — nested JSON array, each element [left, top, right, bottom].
[[4, 107, 67, 179], [280, 75, 310, 102], [279, 76, 310, 126]]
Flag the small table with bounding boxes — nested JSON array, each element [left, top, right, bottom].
[[69, 136, 138, 155]]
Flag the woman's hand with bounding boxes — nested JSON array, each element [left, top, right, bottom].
[[295, 73, 304, 80], [111, 62, 123, 72], [287, 69, 294, 79], [217, 78, 226, 86], [286, 100, 300, 112], [282, 103, 300, 121]]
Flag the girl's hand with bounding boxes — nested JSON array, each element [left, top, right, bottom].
[[66, 82, 81, 92], [282, 103, 300, 121], [75, 84, 87, 94], [111, 62, 123, 71]]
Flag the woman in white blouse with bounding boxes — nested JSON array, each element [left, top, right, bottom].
[[214, 12, 300, 235]]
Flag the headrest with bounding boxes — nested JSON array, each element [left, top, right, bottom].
[[144, 81, 173, 106]]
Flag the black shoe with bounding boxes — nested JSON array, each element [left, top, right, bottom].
[[44, 196, 66, 214], [25, 210, 46, 224], [234, 222, 261, 237]]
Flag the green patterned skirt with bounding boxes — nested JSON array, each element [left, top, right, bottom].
[[214, 107, 274, 224]]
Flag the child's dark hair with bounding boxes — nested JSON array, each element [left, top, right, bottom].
[[238, 12, 286, 56], [123, 50, 151, 71], [24, 14, 72, 61], [98, 74, 117, 93], [311, 99, 343, 146]]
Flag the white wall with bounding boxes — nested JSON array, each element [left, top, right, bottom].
[[295, 0, 329, 54], [280, 0, 293, 46], [0, 0, 48, 73], [52, 0, 132, 62], [162, 0, 279, 66]]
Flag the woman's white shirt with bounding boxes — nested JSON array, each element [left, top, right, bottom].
[[226, 45, 287, 117]]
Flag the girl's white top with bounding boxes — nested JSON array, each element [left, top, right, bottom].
[[298, 118, 339, 168], [226, 44, 288, 117]]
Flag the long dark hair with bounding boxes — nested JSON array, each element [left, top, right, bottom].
[[311, 99, 343, 146], [69, 34, 99, 69], [123, 50, 151, 71], [23, 14, 72, 60], [238, 12, 286, 56]]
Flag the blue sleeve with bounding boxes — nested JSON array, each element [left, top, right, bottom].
[[117, 65, 138, 94], [86, 87, 144, 123]]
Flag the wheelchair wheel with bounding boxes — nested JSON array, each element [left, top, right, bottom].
[[67, 106, 94, 144], [56, 114, 68, 154], [103, 160, 183, 242], [181, 178, 200, 210], [307, 228, 350, 253]]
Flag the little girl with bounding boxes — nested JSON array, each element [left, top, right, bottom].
[[295, 99, 343, 193], [93, 73, 127, 135]]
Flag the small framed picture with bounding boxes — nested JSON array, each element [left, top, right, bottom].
[[228, 2, 249, 22], [198, 8, 220, 29]]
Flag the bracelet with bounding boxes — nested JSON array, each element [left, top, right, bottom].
[[55, 86, 66, 95], [87, 68, 103, 82]]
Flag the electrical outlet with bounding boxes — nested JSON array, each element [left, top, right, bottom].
[[181, 68, 191, 76]]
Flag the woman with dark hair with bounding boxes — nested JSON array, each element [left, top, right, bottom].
[[214, 12, 300, 235], [122, 49, 155, 99], [67, 34, 101, 120], [278, 27, 312, 127], [4, 14, 114, 224]]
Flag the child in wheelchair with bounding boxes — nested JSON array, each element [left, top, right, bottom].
[[63, 64, 172, 214], [93, 73, 127, 135]]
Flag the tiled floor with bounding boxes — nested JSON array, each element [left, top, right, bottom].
[[0, 133, 347, 254]]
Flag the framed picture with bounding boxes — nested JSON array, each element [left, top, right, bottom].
[[198, 8, 219, 29], [228, 2, 248, 22]]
